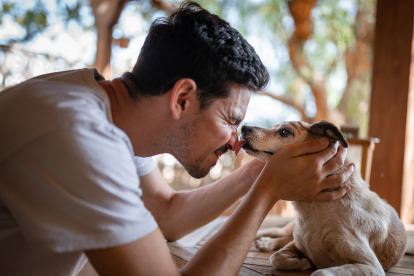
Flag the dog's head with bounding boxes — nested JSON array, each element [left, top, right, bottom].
[[235, 120, 348, 162]]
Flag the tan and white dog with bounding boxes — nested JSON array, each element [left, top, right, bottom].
[[235, 120, 407, 276]]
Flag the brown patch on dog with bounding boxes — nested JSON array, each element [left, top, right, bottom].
[[305, 120, 349, 147], [373, 209, 407, 269]]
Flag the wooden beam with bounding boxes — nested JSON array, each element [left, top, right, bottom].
[[403, 32, 414, 224], [368, 0, 414, 223]]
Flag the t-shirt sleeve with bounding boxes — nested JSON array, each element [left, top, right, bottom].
[[0, 122, 158, 253], [133, 156, 156, 177]]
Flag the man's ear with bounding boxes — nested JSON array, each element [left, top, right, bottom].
[[169, 78, 198, 120]]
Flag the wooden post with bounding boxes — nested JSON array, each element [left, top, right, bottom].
[[368, 0, 414, 223], [346, 138, 379, 183]]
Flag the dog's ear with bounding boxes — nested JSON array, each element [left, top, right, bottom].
[[310, 120, 349, 148]]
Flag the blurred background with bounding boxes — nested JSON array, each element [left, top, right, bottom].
[[0, 0, 376, 211]]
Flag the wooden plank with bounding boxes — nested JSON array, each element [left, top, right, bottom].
[[238, 266, 266, 276], [395, 259, 414, 269], [387, 266, 414, 274], [368, 0, 414, 223], [243, 257, 273, 267], [243, 264, 313, 275], [246, 251, 275, 259], [169, 217, 226, 247], [400, 255, 414, 265], [168, 245, 199, 261], [168, 248, 264, 275], [244, 264, 413, 276], [171, 255, 188, 270]]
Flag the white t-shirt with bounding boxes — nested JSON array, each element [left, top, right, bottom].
[[0, 69, 158, 275]]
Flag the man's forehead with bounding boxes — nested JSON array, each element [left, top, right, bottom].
[[227, 88, 250, 112], [228, 85, 251, 104], [204, 84, 251, 117]]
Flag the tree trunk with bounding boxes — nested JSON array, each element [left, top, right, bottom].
[[90, 0, 127, 79], [287, 0, 329, 122], [89, 0, 175, 80], [337, 7, 374, 135], [262, 0, 373, 128]]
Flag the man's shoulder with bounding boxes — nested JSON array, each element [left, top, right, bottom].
[[0, 68, 114, 164], [29, 68, 104, 82]]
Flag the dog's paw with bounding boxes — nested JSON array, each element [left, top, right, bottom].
[[310, 269, 335, 276], [255, 237, 277, 251], [255, 229, 268, 239], [270, 252, 313, 270]]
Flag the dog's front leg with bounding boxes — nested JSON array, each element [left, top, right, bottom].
[[270, 240, 313, 270], [255, 236, 294, 251], [256, 220, 296, 239]]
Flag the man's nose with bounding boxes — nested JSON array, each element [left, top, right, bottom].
[[226, 129, 239, 151]]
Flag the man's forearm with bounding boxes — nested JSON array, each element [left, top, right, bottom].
[[180, 178, 278, 276], [159, 159, 264, 241]]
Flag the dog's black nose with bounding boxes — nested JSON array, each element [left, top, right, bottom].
[[241, 125, 253, 134]]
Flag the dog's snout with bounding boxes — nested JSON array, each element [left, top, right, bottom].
[[241, 125, 253, 134]]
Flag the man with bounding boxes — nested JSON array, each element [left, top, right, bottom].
[[0, 2, 354, 275]]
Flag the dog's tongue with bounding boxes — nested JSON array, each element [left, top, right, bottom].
[[235, 139, 246, 156]]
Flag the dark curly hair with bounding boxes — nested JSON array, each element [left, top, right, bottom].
[[121, 1, 270, 109]]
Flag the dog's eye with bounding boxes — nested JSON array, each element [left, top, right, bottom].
[[279, 128, 291, 137]]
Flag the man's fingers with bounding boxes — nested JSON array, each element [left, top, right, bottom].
[[313, 186, 351, 202], [288, 137, 329, 157], [314, 141, 341, 166], [321, 146, 347, 175], [321, 163, 355, 191]]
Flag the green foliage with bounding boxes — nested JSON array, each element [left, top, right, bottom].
[[1, 0, 49, 41], [2, 2, 13, 13], [308, 0, 356, 72], [0, 0, 92, 43], [62, 0, 84, 26]]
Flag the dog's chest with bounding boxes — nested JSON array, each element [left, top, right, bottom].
[[292, 203, 343, 267], [291, 188, 385, 268]]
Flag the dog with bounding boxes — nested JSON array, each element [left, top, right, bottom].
[[235, 120, 407, 276]]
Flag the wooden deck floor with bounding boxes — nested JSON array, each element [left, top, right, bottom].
[[168, 216, 414, 276], [77, 215, 414, 275]]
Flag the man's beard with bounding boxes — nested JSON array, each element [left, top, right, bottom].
[[165, 119, 228, 179], [181, 159, 211, 179], [174, 144, 228, 179]]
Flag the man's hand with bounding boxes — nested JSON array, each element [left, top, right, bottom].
[[257, 137, 355, 202]]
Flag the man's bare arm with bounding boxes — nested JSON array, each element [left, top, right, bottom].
[[85, 228, 181, 276], [140, 138, 351, 241], [140, 158, 265, 241]]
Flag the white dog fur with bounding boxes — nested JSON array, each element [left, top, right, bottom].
[[238, 120, 407, 276]]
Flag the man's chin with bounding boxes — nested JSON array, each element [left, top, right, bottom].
[[174, 154, 217, 179], [186, 166, 212, 179], [183, 161, 216, 179]]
